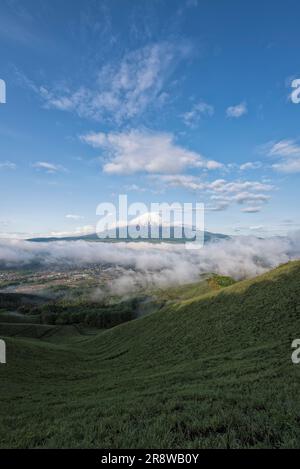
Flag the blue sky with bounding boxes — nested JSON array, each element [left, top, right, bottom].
[[0, 0, 300, 237]]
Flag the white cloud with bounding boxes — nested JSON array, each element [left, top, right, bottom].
[[213, 181, 271, 208], [241, 206, 262, 213], [48, 225, 95, 237], [240, 161, 262, 170], [161, 176, 273, 194], [182, 101, 214, 127], [36, 42, 192, 124], [267, 139, 300, 157], [273, 159, 300, 173], [0, 161, 16, 170], [208, 179, 273, 193], [81, 129, 223, 175], [232, 192, 270, 204], [158, 174, 205, 191], [0, 233, 299, 284], [33, 161, 65, 173], [205, 201, 230, 211], [123, 184, 159, 193], [65, 214, 84, 220], [264, 139, 300, 173], [226, 102, 247, 118], [158, 175, 273, 211]]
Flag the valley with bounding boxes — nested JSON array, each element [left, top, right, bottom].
[[1, 260, 299, 448]]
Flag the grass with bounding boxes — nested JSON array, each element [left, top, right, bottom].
[[154, 274, 235, 302], [0, 261, 300, 448]]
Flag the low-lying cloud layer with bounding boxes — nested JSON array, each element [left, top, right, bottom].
[[0, 233, 300, 293]]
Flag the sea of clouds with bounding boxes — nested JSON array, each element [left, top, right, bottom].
[[0, 232, 300, 293]]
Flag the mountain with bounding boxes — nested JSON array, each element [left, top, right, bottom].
[[28, 212, 230, 243], [1, 260, 300, 448]]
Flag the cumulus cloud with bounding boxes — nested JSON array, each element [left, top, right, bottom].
[[208, 179, 273, 193], [0, 234, 299, 289], [232, 192, 270, 204], [81, 129, 223, 174], [160, 176, 273, 193], [263, 139, 300, 173], [158, 175, 273, 211], [226, 102, 247, 118]]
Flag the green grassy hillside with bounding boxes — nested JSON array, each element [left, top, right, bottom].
[[1, 261, 300, 448], [154, 274, 235, 302]]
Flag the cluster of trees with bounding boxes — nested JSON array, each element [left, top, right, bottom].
[[17, 297, 138, 329], [208, 274, 236, 289]]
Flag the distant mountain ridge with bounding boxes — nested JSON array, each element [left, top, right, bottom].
[[28, 230, 229, 244], [27, 212, 230, 243], [28, 211, 230, 243]]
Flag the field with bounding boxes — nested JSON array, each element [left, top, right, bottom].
[[0, 261, 300, 448]]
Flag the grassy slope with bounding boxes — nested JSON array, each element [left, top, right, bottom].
[[154, 274, 235, 302], [1, 261, 300, 448]]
